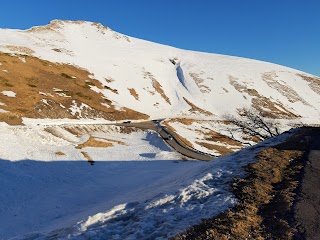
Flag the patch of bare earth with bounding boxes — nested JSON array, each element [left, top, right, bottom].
[[166, 118, 244, 156], [229, 75, 299, 119], [2, 45, 35, 55], [55, 151, 65, 156], [189, 72, 211, 93], [128, 88, 139, 100], [197, 128, 242, 147], [152, 79, 171, 104], [95, 136, 126, 145], [52, 48, 74, 56], [81, 151, 94, 165], [173, 128, 314, 240], [103, 85, 118, 94], [195, 142, 233, 155], [183, 98, 213, 116], [0, 52, 148, 125], [142, 69, 171, 104], [296, 73, 320, 95], [76, 136, 124, 149], [262, 72, 311, 107], [194, 127, 243, 155]]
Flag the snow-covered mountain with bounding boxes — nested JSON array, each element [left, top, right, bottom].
[[0, 20, 319, 156]]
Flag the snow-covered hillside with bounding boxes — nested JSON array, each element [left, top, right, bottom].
[[0, 20, 319, 121], [0, 128, 294, 239]]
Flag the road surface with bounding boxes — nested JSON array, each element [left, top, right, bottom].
[[295, 128, 320, 239]]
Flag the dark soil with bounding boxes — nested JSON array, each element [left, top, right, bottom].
[[294, 129, 320, 240]]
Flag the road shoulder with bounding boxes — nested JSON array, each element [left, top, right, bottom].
[[295, 129, 320, 239]]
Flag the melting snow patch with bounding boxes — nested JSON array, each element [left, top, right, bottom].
[[41, 99, 49, 105], [39, 91, 54, 97], [53, 88, 63, 92], [19, 56, 26, 63], [1, 90, 16, 97], [0, 101, 7, 111], [101, 102, 111, 108], [90, 85, 101, 93]]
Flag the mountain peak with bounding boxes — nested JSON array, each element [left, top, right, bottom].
[[26, 19, 110, 33]]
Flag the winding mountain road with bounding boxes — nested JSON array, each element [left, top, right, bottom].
[[115, 120, 215, 160]]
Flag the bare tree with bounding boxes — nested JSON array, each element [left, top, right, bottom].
[[224, 107, 281, 141]]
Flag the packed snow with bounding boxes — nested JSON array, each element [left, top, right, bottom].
[[1, 90, 16, 97]]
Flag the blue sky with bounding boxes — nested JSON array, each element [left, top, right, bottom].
[[1, 0, 319, 76]]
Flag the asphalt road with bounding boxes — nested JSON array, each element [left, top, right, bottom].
[[295, 129, 320, 239], [115, 120, 214, 160]]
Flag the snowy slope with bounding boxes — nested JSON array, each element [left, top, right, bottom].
[[3, 130, 295, 239], [0, 20, 319, 121]]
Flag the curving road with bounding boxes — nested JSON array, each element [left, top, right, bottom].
[[115, 120, 215, 160]]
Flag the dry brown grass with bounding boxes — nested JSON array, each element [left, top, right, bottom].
[[3, 45, 35, 55], [197, 129, 242, 147], [152, 79, 171, 105], [165, 118, 242, 155], [196, 141, 233, 155], [0, 52, 148, 124], [55, 151, 65, 156], [183, 97, 213, 116], [262, 72, 310, 106], [170, 118, 196, 125], [103, 85, 118, 94], [229, 75, 299, 119], [95, 136, 126, 145], [142, 69, 171, 105], [189, 72, 211, 93], [194, 128, 243, 155], [297, 73, 320, 95], [76, 136, 114, 149], [63, 126, 87, 137], [128, 88, 139, 100], [81, 151, 93, 161]]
